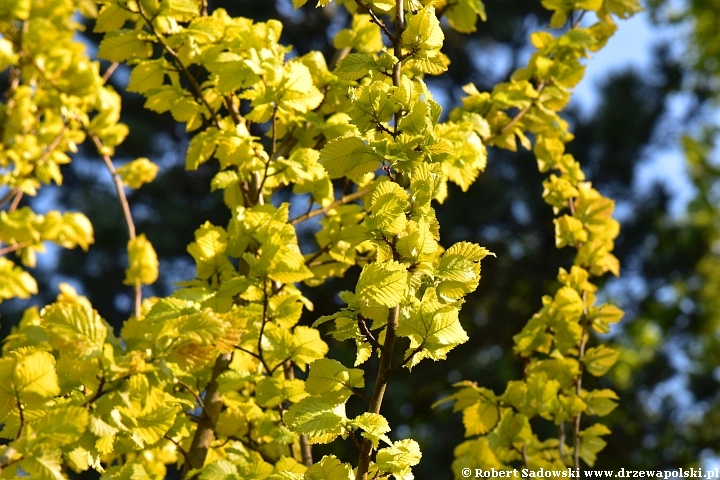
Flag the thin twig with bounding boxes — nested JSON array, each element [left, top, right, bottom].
[[8, 190, 22, 213], [227, 435, 277, 464], [330, 47, 352, 70], [182, 352, 233, 478], [356, 4, 406, 477], [82, 361, 107, 407], [177, 379, 205, 410], [283, 360, 313, 467], [0, 188, 18, 208], [390, 342, 424, 372], [354, 0, 395, 42], [0, 446, 19, 473], [224, 95, 242, 125], [573, 289, 590, 471], [136, 3, 220, 128], [90, 134, 141, 318], [0, 241, 33, 256], [258, 278, 270, 371], [358, 316, 382, 351], [164, 435, 191, 466], [235, 346, 273, 376], [489, 82, 546, 140], [356, 304, 401, 480], [571, 10, 587, 28], [376, 123, 394, 136], [15, 392, 24, 440], [102, 62, 120, 84], [290, 185, 373, 225], [37, 126, 67, 166]]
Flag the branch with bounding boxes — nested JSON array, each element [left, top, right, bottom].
[[355, 304, 401, 480], [102, 62, 120, 84], [37, 126, 67, 166], [0, 188, 18, 208], [181, 352, 233, 478], [330, 47, 352, 70], [0, 241, 33, 257], [224, 95, 242, 126], [573, 290, 590, 471], [571, 10, 587, 28], [136, 3, 220, 129], [164, 435, 191, 466], [376, 122, 394, 136], [14, 391, 24, 440], [356, 5, 406, 477], [283, 360, 313, 467], [390, 342, 424, 372], [89, 133, 141, 318], [290, 185, 373, 225], [177, 378, 205, 411], [255, 106, 279, 204], [258, 278, 270, 368], [0, 446, 19, 474], [8, 190, 22, 213], [227, 435, 277, 464], [82, 369, 106, 407], [354, 0, 396, 42], [358, 316, 382, 351], [488, 82, 546, 141]]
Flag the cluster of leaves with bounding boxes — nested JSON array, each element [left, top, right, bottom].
[[440, 0, 641, 476], [0, 0, 635, 479]]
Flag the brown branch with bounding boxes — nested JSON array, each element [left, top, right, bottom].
[[82, 363, 107, 407], [390, 342, 424, 372], [290, 185, 373, 225], [488, 82, 546, 141], [0, 241, 33, 257], [0, 446, 19, 474], [330, 47, 352, 70], [258, 278, 270, 369], [89, 134, 141, 318], [283, 360, 313, 467], [164, 435, 191, 466], [235, 346, 273, 375], [8, 190, 22, 213], [571, 10, 587, 28], [356, 304, 401, 480], [358, 316, 382, 351], [573, 289, 590, 470], [102, 62, 120, 84], [356, 5, 406, 477], [227, 435, 277, 464], [0, 188, 18, 208], [14, 391, 24, 440], [181, 352, 233, 477], [224, 95, 242, 126], [376, 122, 394, 136], [177, 379, 205, 411], [37, 126, 67, 166], [354, 0, 396, 42], [136, 3, 220, 128]]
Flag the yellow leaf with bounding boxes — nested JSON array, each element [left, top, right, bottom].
[[125, 234, 159, 286], [13, 351, 60, 408], [117, 158, 159, 189]]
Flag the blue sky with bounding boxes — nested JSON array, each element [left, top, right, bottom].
[[575, 10, 696, 216]]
